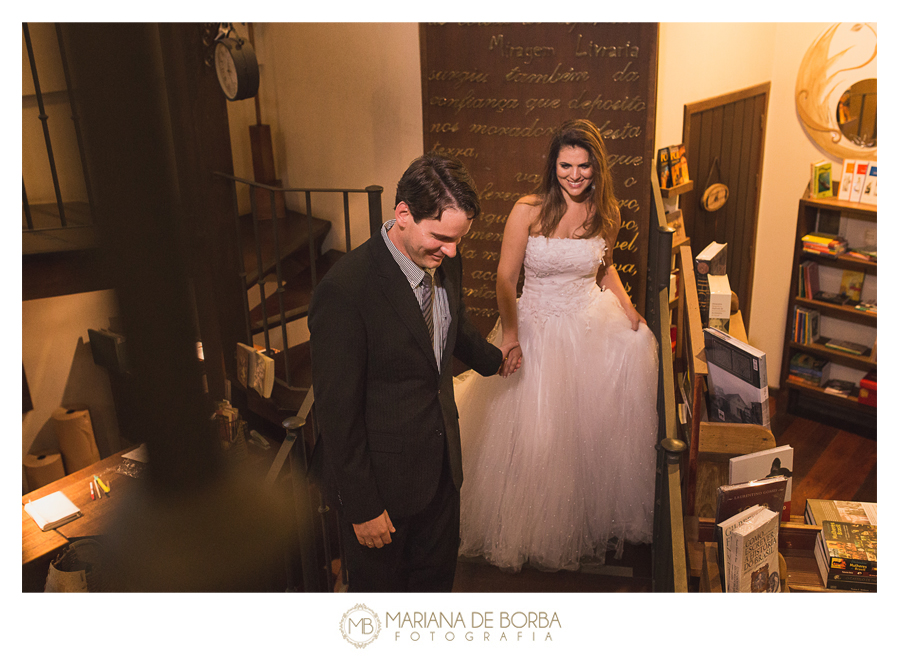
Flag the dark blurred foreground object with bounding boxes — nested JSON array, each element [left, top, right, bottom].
[[55, 23, 294, 591]]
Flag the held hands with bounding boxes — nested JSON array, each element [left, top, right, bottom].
[[499, 340, 522, 377], [353, 509, 395, 549]]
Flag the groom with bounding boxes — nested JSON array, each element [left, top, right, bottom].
[[309, 153, 519, 592]]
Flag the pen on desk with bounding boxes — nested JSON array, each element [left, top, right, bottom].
[[93, 475, 103, 498], [90, 480, 95, 500]]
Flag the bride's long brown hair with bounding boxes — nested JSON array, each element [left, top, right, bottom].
[[533, 119, 620, 241]]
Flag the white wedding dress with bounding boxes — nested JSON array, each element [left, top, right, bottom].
[[455, 235, 659, 572]]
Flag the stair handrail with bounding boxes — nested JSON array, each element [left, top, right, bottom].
[[213, 171, 383, 392]]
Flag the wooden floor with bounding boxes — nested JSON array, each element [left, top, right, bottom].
[[450, 388, 877, 593]]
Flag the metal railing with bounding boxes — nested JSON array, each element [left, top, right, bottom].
[[646, 170, 689, 592], [214, 172, 382, 390], [22, 23, 94, 234]]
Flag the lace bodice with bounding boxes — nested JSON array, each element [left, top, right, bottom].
[[518, 235, 607, 316]]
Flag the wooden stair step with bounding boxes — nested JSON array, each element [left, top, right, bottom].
[[240, 210, 331, 287], [249, 249, 344, 332]]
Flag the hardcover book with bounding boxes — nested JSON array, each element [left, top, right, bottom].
[[814, 540, 876, 591], [714, 475, 788, 526], [657, 146, 671, 188], [811, 160, 833, 199], [860, 162, 877, 205], [839, 270, 865, 302], [837, 159, 856, 201], [716, 504, 763, 592], [731, 507, 781, 592], [668, 143, 689, 186], [704, 327, 770, 429], [729, 445, 793, 521], [821, 520, 877, 576], [695, 241, 727, 326], [805, 499, 877, 526], [851, 161, 869, 202], [824, 338, 868, 356]]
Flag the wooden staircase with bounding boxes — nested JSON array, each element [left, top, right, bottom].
[[236, 209, 340, 426]]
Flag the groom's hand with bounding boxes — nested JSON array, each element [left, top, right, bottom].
[[499, 341, 522, 377], [353, 510, 395, 549]]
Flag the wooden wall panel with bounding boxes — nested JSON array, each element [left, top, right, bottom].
[[420, 23, 659, 336], [682, 83, 770, 328]]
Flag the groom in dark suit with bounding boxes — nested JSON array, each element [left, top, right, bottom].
[[308, 153, 519, 592]]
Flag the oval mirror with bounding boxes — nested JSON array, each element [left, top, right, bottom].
[[796, 23, 877, 161], [836, 79, 876, 148]]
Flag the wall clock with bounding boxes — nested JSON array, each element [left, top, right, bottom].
[[214, 35, 259, 101]]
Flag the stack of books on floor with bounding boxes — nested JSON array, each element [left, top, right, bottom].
[[802, 233, 848, 258], [787, 353, 831, 387], [715, 476, 788, 592], [805, 499, 877, 592]]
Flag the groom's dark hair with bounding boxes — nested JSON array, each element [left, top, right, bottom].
[[395, 152, 481, 223]]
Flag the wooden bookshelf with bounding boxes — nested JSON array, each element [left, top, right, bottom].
[[780, 196, 877, 430]]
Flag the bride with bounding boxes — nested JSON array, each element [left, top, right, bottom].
[[455, 119, 659, 572]]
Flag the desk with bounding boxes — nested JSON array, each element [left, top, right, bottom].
[[22, 446, 145, 590]]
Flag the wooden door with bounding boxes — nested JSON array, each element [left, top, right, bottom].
[[681, 82, 770, 331]]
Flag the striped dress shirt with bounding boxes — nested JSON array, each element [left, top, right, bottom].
[[381, 219, 450, 369]]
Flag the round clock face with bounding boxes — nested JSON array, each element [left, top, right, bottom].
[[215, 42, 239, 100]]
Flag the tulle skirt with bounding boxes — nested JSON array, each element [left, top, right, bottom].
[[455, 286, 659, 572]]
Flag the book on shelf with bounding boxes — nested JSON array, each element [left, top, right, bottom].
[[716, 504, 762, 592], [807, 501, 877, 592], [668, 143, 689, 187], [853, 300, 876, 313], [798, 261, 820, 299], [847, 248, 876, 262], [805, 499, 877, 526], [714, 475, 788, 527], [657, 146, 672, 188], [729, 445, 794, 521], [666, 209, 687, 246], [787, 352, 831, 387], [24, 491, 82, 532], [704, 327, 770, 429], [837, 159, 856, 201], [811, 160, 833, 199], [801, 232, 848, 257], [839, 270, 865, 302], [858, 369, 876, 407], [824, 337, 868, 356], [850, 160, 870, 203], [792, 307, 820, 345], [731, 507, 781, 592], [707, 273, 731, 332], [694, 241, 727, 326], [817, 520, 876, 591], [823, 379, 855, 397], [859, 162, 877, 206], [814, 541, 876, 591]]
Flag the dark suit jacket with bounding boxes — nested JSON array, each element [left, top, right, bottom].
[[308, 232, 502, 525]]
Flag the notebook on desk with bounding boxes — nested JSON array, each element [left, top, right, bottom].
[[24, 491, 82, 532]]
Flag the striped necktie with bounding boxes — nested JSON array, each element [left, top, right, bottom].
[[421, 269, 435, 346]]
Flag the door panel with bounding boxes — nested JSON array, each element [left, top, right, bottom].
[[681, 83, 770, 331]]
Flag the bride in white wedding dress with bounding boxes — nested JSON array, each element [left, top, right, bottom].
[[455, 119, 659, 572]]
